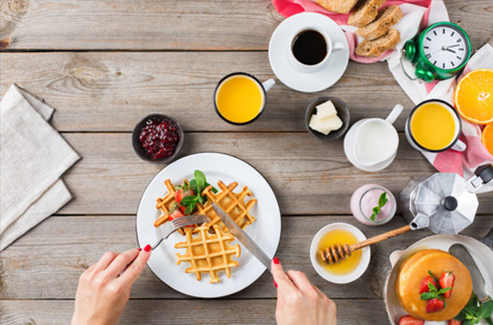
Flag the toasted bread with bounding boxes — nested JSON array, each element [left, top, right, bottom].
[[348, 0, 387, 27], [356, 5, 403, 40], [316, 0, 360, 14], [355, 28, 400, 57]]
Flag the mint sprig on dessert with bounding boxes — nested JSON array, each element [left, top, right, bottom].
[[455, 294, 493, 325], [370, 191, 388, 221]]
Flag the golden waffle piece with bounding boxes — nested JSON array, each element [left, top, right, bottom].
[[154, 179, 179, 228], [195, 181, 256, 235], [175, 225, 241, 284]]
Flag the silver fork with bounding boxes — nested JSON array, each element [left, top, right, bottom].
[[150, 214, 210, 250]]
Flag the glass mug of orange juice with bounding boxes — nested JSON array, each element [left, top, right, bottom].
[[213, 72, 275, 125], [405, 99, 466, 152]]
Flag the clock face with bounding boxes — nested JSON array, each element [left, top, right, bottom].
[[422, 24, 469, 70]]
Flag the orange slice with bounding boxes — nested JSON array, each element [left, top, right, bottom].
[[455, 69, 493, 124], [482, 123, 493, 156]]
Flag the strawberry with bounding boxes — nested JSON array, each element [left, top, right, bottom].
[[448, 319, 461, 325], [398, 315, 424, 325], [167, 209, 184, 221], [439, 271, 455, 299], [426, 298, 445, 313], [175, 187, 195, 213], [420, 273, 438, 294]]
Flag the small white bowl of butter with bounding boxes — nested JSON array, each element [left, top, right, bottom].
[[305, 97, 350, 141]]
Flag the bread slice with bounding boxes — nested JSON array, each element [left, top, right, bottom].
[[356, 5, 403, 40], [348, 0, 387, 27], [316, 0, 360, 14], [355, 28, 400, 57]]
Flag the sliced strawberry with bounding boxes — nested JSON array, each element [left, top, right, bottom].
[[420, 274, 438, 294], [439, 271, 455, 299], [168, 209, 184, 221], [398, 315, 424, 325], [175, 189, 186, 213], [448, 319, 461, 325], [426, 298, 445, 313]]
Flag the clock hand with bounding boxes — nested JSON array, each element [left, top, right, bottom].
[[446, 48, 456, 54]]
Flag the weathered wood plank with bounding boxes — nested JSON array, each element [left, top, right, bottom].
[[2, 215, 492, 300], [57, 132, 493, 215], [0, 299, 388, 325], [0, 51, 414, 132], [1, 0, 492, 50], [0, 0, 281, 51]]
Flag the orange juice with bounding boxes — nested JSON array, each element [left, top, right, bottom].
[[410, 103, 456, 150], [317, 229, 362, 276], [215, 75, 264, 124]]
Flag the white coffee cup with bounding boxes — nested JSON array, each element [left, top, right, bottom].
[[288, 26, 344, 73], [352, 104, 403, 167]]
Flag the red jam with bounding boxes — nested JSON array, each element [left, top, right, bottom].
[[138, 118, 179, 160]]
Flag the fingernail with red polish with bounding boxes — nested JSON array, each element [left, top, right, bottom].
[[274, 280, 278, 288], [137, 248, 142, 251], [144, 244, 151, 252], [273, 257, 280, 264]]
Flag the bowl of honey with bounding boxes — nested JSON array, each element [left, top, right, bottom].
[[310, 222, 371, 284]]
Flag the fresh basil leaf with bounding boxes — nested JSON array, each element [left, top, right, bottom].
[[420, 292, 436, 300], [485, 316, 493, 325], [189, 179, 198, 194], [185, 201, 197, 215], [378, 192, 388, 208], [180, 196, 199, 206], [372, 206, 381, 214], [370, 212, 377, 221], [438, 287, 452, 294], [194, 170, 206, 193], [428, 282, 438, 292], [478, 300, 493, 319]]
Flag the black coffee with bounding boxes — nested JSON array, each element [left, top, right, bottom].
[[292, 30, 327, 65]]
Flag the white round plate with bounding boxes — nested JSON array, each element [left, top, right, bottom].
[[136, 152, 281, 298], [343, 119, 397, 172], [268, 12, 349, 93], [384, 234, 493, 325]]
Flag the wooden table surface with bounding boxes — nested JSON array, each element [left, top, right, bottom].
[[1, 0, 493, 324]]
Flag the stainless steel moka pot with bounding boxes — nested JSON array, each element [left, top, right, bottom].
[[400, 164, 493, 234]]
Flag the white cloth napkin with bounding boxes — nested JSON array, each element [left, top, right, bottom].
[[0, 84, 80, 251]]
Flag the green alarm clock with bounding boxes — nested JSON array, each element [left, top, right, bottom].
[[402, 22, 472, 82]]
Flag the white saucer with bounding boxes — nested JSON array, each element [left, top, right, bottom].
[[268, 12, 350, 93], [344, 120, 397, 172]]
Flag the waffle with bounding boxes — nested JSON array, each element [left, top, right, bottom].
[[154, 179, 179, 227], [175, 225, 241, 284], [196, 181, 256, 235]]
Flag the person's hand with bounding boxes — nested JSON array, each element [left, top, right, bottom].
[[272, 258, 337, 325], [71, 245, 152, 325]]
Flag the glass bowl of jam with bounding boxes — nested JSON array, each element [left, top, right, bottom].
[[132, 114, 184, 164]]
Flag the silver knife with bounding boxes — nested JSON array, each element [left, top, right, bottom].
[[449, 244, 487, 300], [212, 202, 272, 273]]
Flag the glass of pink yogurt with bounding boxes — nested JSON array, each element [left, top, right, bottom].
[[350, 184, 396, 226]]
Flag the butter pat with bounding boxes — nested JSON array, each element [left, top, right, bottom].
[[316, 100, 337, 121], [309, 114, 343, 135]]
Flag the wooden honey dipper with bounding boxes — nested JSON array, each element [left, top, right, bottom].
[[319, 225, 412, 265]]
